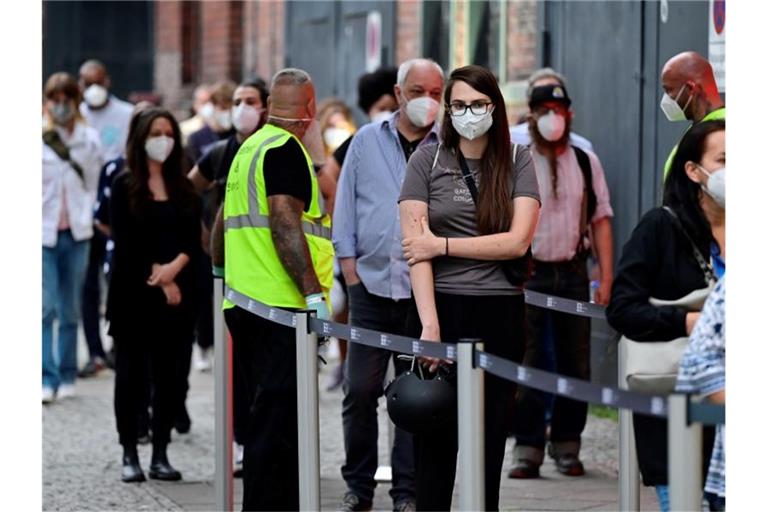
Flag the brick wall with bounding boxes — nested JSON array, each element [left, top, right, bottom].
[[243, 0, 285, 83], [200, 0, 243, 84], [506, 0, 538, 81], [154, 1, 185, 115], [396, 0, 421, 64]]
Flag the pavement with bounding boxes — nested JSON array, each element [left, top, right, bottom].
[[43, 336, 659, 511]]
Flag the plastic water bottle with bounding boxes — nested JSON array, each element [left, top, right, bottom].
[[590, 280, 599, 303]]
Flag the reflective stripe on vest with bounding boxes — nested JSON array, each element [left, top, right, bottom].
[[223, 133, 331, 240]]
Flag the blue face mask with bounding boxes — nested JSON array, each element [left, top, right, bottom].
[[50, 101, 74, 125]]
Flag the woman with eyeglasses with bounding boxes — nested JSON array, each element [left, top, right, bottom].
[[108, 107, 201, 483], [398, 65, 540, 510]]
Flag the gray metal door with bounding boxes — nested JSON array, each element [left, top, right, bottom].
[[543, 0, 712, 246], [286, 1, 395, 121]]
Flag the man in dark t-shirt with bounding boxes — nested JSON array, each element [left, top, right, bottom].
[[186, 79, 270, 473]]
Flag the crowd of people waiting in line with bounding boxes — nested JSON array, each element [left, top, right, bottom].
[[41, 49, 725, 511]]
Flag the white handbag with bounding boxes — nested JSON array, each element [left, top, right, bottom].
[[621, 207, 718, 394]]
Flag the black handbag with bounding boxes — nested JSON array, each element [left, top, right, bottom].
[[457, 145, 533, 286]]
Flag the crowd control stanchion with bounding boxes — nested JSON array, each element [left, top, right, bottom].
[[295, 311, 321, 511], [213, 276, 233, 512], [668, 394, 702, 512], [618, 338, 641, 511], [457, 338, 484, 511], [375, 360, 395, 483]]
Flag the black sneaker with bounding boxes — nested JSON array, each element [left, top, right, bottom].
[[393, 499, 416, 512], [507, 458, 540, 479], [553, 453, 585, 476], [78, 358, 106, 378], [338, 492, 372, 512]]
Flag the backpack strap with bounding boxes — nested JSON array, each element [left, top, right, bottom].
[[43, 130, 85, 182], [573, 146, 597, 257]]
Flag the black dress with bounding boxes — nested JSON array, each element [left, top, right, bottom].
[[606, 207, 714, 486], [107, 170, 201, 447]]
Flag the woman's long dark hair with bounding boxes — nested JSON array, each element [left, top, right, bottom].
[[663, 119, 725, 250], [125, 107, 196, 215], [441, 65, 512, 235]]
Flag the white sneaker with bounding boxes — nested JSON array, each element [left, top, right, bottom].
[[42, 387, 55, 404], [194, 347, 213, 372], [233, 443, 244, 475], [57, 383, 76, 399]]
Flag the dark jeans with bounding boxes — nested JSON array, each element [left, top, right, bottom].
[[406, 292, 526, 511], [225, 306, 299, 511], [82, 231, 107, 361], [113, 307, 193, 447], [514, 258, 590, 458], [195, 253, 214, 350], [341, 283, 415, 505]]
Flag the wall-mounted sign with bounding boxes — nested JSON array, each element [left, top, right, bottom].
[[709, 0, 725, 92], [366, 11, 382, 72]]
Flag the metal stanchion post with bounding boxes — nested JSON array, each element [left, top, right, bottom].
[[669, 394, 702, 512], [375, 360, 395, 483], [618, 338, 641, 511], [213, 277, 233, 512], [295, 311, 321, 510], [457, 338, 484, 511]]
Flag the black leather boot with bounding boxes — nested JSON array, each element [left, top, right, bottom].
[[149, 443, 182, 481], [121, 445, 146, 483]]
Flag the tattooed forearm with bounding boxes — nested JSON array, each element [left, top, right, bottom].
[[268, 194, 322, 296], [211, 203, 225, 268]]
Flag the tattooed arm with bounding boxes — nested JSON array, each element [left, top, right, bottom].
[[267, 194, 322, 296]]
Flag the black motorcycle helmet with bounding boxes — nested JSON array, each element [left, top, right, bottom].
[[385, 356, 456, 434]]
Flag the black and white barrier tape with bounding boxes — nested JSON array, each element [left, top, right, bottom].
[[225, 285, 727, 423]]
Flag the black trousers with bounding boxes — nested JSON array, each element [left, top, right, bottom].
[[341, 283, 415, 505], [113, 305, 194, 447], [195, 253, 215, 350], [514, 258, 590, 454], [82, 231, 107, 361], [405, 292, 526, 511], [225, 305, 299, 511]]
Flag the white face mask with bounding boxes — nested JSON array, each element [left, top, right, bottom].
[[403, 95, 439, 128], [214, 108, 232, 131], [323, 127, 352, 150], [199, 102, 215, 122], [697, 164, 725, 208], [536, 110, 566, 142], [451, 108, 494, 141], [83, 84, 109, 108], [660, 84, 692, 122], [145, 136, 175, 163], [370, 110, 392, 123], [232, 104, 262, 135]]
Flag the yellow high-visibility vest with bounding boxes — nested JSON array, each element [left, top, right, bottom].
[[223, 123, 334, 309]]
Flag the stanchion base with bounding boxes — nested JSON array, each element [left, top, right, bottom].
[[374, 465, 392, 483]]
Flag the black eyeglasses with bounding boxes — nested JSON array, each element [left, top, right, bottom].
[[447, 101, 494, 117]]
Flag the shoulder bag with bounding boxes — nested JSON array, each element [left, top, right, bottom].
[[455, 144, 533, 286], [621, 206, 717, 393]]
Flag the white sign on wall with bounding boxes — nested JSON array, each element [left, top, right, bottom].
[[366, 11, 382, 72], [708, 0, 726, 92]]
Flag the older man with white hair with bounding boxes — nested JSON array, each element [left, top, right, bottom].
[[333, 57, 444, 512]]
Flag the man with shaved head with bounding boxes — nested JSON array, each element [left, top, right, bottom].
[[222, 68, 334, 510], [333, 57, 444, 512], [660, 51, 725, 177], [78, 59, 133, 162]]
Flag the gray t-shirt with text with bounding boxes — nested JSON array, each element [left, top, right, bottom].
[[399, 143, 540, 296]]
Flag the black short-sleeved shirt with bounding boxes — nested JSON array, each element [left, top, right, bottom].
[[263, 137, 312, 212], [198, 135, 241, 184], [332, 135, 353, 167]]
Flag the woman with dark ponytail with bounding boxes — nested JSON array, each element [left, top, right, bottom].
[[108, 107, 201, 483], [398, 65, 540, 510]]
